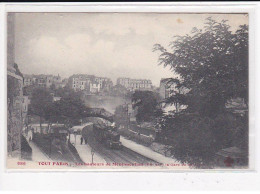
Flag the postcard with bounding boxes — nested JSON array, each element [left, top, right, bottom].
[[6, 12, 249, 170]]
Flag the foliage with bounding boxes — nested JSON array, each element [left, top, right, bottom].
[[153, 17, 249, 167], [13, 63, 23, 78], [114, 104, 129, 127], [132, 91, 163, 123], [159, 112, 247, 168], [162, 78, 187, 113], [154, 17, 248, 116], [28, 88, 53, 130], [110, 84, 129, 97], [28, 86, 88, 127], [45, 87, 88, 127], [29, 88, 53, 117]]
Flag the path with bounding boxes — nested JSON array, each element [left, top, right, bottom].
[[69, 134, 106, 164]]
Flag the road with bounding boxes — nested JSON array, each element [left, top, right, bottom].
[[86, 131, 159, 165]]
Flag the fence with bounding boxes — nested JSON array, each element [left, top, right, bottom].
[[118, 127, 154, 146]]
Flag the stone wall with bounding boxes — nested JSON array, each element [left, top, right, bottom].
[[7, 68, 23, 156], [7, 12, 24, 157]]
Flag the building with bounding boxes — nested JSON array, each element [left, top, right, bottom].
[[61, 78, 69, 88], [159, 78, 176, 99], [90, 81, 101, 94], [116, 77, 152, 91], [23, 74, 63, 89], [159, 78, 189, 114], [34, 75, 47, 87], [46, 74, 62, 88], [68, 74, 113, 94], [23, 74, 34, 87], [159, 78, 189, 100], [68, 74, 93, 91], [53, 96, 61, 102]]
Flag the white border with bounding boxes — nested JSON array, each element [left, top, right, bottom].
[[0, 2, 259, 190]]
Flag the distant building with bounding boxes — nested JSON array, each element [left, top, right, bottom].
[[35, 75, 47, 87], [53, 96, 61, 102], [159, 78, 176, 99], [68, 74, 113, 94], [23, 74, 63, 89], [159, 78, 189, 114], [68, 74, 94, 91], [23, 75, 34, 87], [90, 81, 101, 94], [61, 78, 69, 88], [46, 74, 62, 88], [116, 77, 152, 91]]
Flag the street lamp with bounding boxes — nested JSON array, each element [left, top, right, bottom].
[[49, 134, 52, 159], [91, 148, 95, 164]]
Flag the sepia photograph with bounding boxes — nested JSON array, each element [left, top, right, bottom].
[[6, 12, 249, 170]]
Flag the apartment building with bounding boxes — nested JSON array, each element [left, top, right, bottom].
[[68, 74, 113, 93], [116, 77, 152, 91], [23, 74, 63, 89]]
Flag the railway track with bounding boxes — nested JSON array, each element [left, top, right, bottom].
[[87, 132, 159, 165]]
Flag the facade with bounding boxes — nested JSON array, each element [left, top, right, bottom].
[[159, 78, 176, 99], [159, 78, 189, 99], [23, 74, 62, 89], [35, 75, 47, 87], [23, 75, 34, 87], [61, 78, 69, 88], [46, 74, 62, 88], [53, 96, 61, 102], [68, 74, 113, 94], [116, 77, 152, 91], [90, 82, 101, 93], [69, 74, 93, 91]]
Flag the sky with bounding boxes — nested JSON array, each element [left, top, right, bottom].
[[13, 13, 248, 86]]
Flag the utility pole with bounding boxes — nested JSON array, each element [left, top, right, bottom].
[[91, 148, 95, 164], [126, 103, 129, 130]]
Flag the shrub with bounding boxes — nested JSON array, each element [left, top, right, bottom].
[[160, 112, 248, 168]]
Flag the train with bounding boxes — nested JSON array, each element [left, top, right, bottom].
[[93, 121, 122, 149], [76, 120, 122, 149]]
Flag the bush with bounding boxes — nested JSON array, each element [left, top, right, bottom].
[[160, 112, 248, 168]]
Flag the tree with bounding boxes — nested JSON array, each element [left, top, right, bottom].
[[44, 87, 88, 127], [114, 104, 129, 128], [154, 17, 248, 117], [132, 91, 162, 123], [49, 83, 56, 91], [153, 17, 249, 167], [111, 84, 129, 97], [29, 88, 53, 132], [162, 78, 187, 113]]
